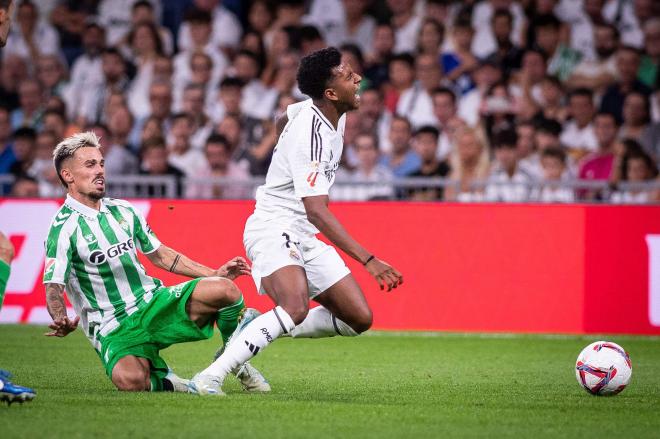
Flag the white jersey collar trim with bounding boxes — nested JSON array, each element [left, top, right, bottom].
[[65, 194, 109, 219], [310, 104, 336, 132]]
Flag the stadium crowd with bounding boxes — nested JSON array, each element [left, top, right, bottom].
[[0, 0, 658, 203]]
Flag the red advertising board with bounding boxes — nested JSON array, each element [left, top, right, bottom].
[[1, 199, 659, 335]]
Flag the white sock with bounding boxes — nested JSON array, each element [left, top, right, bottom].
[[200, 306, 295, 380], [289, 306, 358, 338]]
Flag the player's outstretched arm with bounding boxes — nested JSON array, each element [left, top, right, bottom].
[[303, 195, 403, 291], [145, 245, 250, 280], [44, 283, 79, 337]]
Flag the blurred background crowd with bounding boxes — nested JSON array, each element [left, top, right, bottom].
[[0, 0, 658, 203]]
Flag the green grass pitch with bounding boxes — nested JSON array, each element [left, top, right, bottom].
[[1, 325, 659, 438]]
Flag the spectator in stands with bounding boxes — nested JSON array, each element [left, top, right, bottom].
[[357, 87, 392, 156], [619, 91, 652, 144], [211, 76, 243, 124], [105, 107, 139, 175], [510, 49, 547, 109], [485, 129, 533, 202], [233, 49, 278, 121], [180, 83, 214, 151], [10, 174, 39, 197], [187, 133, 251, 200], [97, 0, 161, 47], [458, 60, 503, 127], [431, 87, 458, 160], [30, 130, 62, 197], [308, 0, 376, 54], [397, 53, 441, 128], [139, 136, 185, 198], [173, 9, 228, 105], [484, 8, 523, 78], [50, 0, 97, 65], [417, 18, 444, 59], [178, 0, 242, 54], [333, 132, 394, 202], [533, 14, 581, 81], [445, 127, 491, 202], [0, 55, 28, 112], [560, 88, 598, 160], [364, 23, 395, 88], [566, 22, 619, 93], [128, 1, 174, 56], [516, 120, 537, 175], [639, 18, 660, 88], [299, 25, 326, 56], [35, 55, 67, 100], [139, 115, 164, 145], [531, 75, 568, 124], [79, 48, 130, 126], [387, 0, 421, 54], [247, 0, 274, 36], [270, 49, 302, 97], [8, 127, 36, 178], [380, 116, 421, 177], [11, 78, 44, 130], [441, 16, 476, 96], [531, 147, 574, 203], [0, 107, 14, 174], [408, 126, 450, 201], [167, 113, 207, 177], [383, 53, 415, 113], [4, 0, 60, 64], [521, 119, 568, 179], [611, 148, 659, 204], [473, 0, 526, 59], [65, 22, 106, 122], [480, 80, 517, 141], [568, 0, 607, 61], [41, 110, 67, 143], [578, 112, 619, 199], [600, 46, 653, 123], [602, 0, 656, 49]]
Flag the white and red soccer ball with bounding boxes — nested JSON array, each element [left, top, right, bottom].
[[575, 341, 632, 396]]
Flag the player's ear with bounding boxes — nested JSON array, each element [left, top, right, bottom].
[[60, 167, 74, 186], [324, 87, 339, 102]]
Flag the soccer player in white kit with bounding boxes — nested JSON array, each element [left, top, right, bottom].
[[190, 47, 403, 395]]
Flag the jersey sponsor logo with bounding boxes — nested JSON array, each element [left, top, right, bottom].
[[44, 258, 56, 276], [88, 239, 135, 265]]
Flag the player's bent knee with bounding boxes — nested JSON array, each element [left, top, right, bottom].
[[350, 309, 373, 334], [0, 238, 14, 264], [280, 300, 309, 325], [214, 277, 241, 304], [113, 369, 150, 392]]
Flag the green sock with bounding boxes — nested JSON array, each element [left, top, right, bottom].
[[0, 260, 10, 312], [217, 295, 245, 345]]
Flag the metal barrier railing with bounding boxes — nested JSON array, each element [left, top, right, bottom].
[[0, 174, 659, 204]]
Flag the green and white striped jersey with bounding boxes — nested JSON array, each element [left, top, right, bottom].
[[43, 195, 163, 349]]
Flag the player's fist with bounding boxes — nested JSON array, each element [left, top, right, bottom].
[[365, 258, 403, 292]]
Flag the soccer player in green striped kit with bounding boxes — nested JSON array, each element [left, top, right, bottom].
[[43, 131, 269, 392]]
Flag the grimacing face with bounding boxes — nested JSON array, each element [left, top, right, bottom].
[[329, 62, 362, 110], [61, 147, 106, 200]]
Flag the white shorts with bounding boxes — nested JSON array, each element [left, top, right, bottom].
[[243, 215, 351, 298]]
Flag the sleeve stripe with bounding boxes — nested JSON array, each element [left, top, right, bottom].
[[314, 119, 323, 162], [310, 115, 317, 161]]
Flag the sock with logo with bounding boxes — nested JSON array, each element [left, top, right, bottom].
[[216, 295, 244, 345], [200, 306, 295, 380], [289, 306, 358, 338]]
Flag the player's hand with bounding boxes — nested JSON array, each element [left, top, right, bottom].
[[365, 258, 403, 292], [216, 256, 251, 280], [45, 316, 80, 337]]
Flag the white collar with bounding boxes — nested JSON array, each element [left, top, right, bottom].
[[64, 194, 109, 219]]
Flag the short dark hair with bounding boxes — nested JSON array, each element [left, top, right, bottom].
[[536, 119, 562, 137], [299, 25, 323, 43], [141, 136, 166, 153], [621, 148, 658, 180], [414, 125, 440, 141], [0, 0, 12, 10], [431, 86, 456, 103], [43, 108, 66, 122], [184, 7, 212, 25], [492, 129, 518, 149], [13, 127, 37, 141], [541, 146, 566, 163], [132, 0, 153, 11], [205, 133, 230, 151], [535, 14, 561, 31], [171, 112, 192, 124], [594, 111, 619, 125], [388, 52, 415, 69], [219, 76, 245, 89], [296, 46, 342, 100], [391, 115, 412, 131], [569, 87, 593, 101], [453, 16, 472, 30], [339, 43, 364, 69], [492, 8, 513, 24], [355, 131, 379, 150]]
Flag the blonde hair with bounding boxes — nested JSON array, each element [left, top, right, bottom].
[[53, 131, 102, 187], [449, 126, 491, 181]]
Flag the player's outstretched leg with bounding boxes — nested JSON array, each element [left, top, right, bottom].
[[216, 298, 271, 392], [0, 370, 36, 405], [189, 266, 307, 395]]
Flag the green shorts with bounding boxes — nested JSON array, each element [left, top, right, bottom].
[[0, 259, 10, 308], [97, 278, 214, 382]]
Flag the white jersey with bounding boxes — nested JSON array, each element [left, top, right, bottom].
[[253, 100, 346, 234]]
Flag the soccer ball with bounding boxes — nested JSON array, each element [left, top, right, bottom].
[[575, 341, 632, 396]]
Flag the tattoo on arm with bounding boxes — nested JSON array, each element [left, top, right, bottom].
[[46, 283, 67, 321]]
